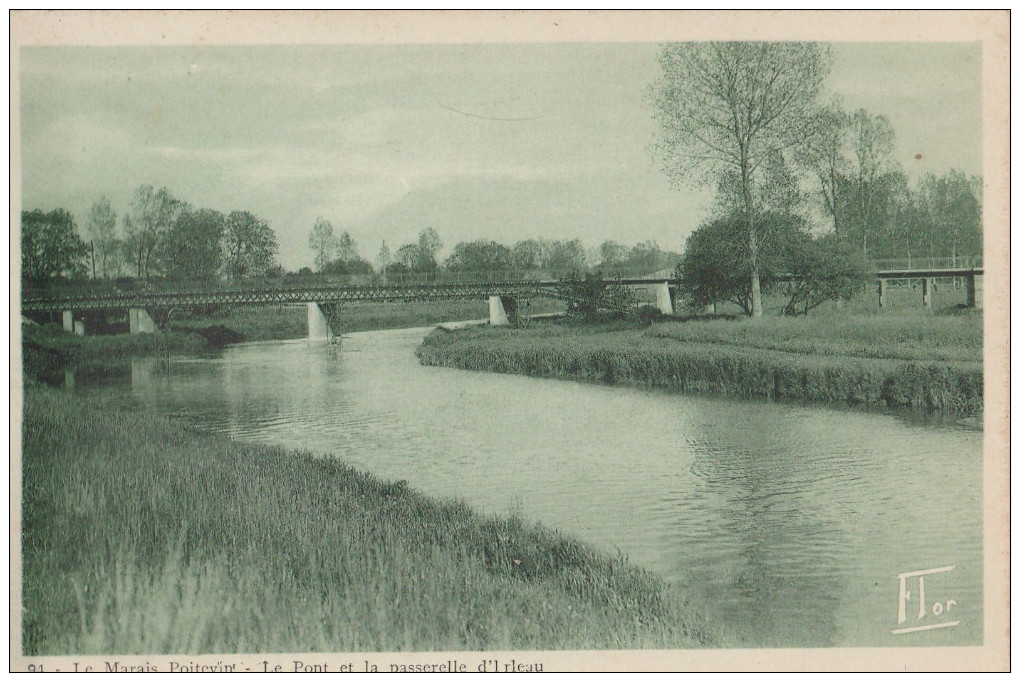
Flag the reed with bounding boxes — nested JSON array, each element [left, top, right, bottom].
[[417, 320, 982, 415], [21, 386, 711, 654]]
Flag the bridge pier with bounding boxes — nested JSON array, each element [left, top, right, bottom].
[[922, 278, 932, 307], [488, 296, 508, 326], [307, 302, 333, 341], [61, 310, 87, 335], [488, 296, 520, 326], [655, 282, 675, 315], [965, 271, 982, 308], [129, 308, 158, 334]]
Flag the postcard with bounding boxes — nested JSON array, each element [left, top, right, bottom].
[[10, 10, 1010, 672]]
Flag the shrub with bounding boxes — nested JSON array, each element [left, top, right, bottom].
[[781, 234, 871, 315], [558, 272, 638, 322]]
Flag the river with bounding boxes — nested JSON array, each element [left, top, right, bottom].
[[60, 326, 983, 648]]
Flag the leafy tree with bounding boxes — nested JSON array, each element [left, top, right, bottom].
[[85, 196, 118, 278], [223, 211, 279, 279], [445, 240, 514, 273], [390, 229, 444, 274], [650, 41, 831, 318], [104, 237, 127, 279], [511, 239, 544, 270], [322, 256, 373, 276], [308, 217, 337, 272], [624, 240, 679, 275], [124, 185, 186, 279], [20, 208, 88, 281], [598, 240, 629, 269], [337, 231, 357, 261], [543, 239, 588, 271], [558, 271, 638, 321], [416, 227, 443, 273], [916, 170, 983, 262], [393, 244, 420, 275], [781, 234, 870, 315], [163, 208, 226, 281], [676, 212, 805, 316]]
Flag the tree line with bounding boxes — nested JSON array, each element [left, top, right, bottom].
[[649, 42, 983, 317], [21, 185, 682, 287], [21, 185, 280, 284], [308, 221, 681, 279]]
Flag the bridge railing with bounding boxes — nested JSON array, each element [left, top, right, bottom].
[[21, 268, 599, 300], [869, 256, 982, 271]]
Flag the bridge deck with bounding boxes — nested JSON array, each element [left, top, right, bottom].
[[20, 269, 981, 312]]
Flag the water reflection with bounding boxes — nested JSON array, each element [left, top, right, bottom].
[[60, 329, 983, 647]]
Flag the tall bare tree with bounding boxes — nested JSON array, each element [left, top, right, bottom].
[[85, 195, 118, 278], [377, 240, 391, 279], [801, 100, 851, 235], [844, 109, 898, 257], [309, 217, 337, 271], [649, 41, 831, 318]]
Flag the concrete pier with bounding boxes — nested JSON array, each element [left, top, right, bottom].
[[129, 308, 158, 333], [62, 310, 74, 332], [488, 296, 509, 326], [656, 282, 675, 315], [307, 302, 333, 341], [965, 272, 982, 308]]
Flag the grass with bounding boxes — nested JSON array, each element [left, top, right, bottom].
[[645, 314, 982, 363], [173, 305, 307, 342], [416, 313, 983, 416], [20, 384, 712, 655]]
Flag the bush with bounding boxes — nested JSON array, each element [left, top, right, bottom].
[[781, 234, 871, 315], [675, 212, 804, 315], [558, 272, 638, 322]]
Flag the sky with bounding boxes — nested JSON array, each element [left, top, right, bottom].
[[17, 42, 982, 271]]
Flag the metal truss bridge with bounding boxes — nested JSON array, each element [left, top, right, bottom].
[[20, 266, 982, 314], [20, 277, 677, 313]]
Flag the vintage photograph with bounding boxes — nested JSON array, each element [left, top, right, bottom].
[[11, 11, 1009, 671]]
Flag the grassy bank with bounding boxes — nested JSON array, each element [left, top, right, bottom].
[[415, 317, 983, 416], [174, 298, 567, 342], [21, 385, 712, 654], [21, 323, 209, 385]]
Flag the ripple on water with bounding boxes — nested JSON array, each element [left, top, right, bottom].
[[63, 330, 983, 648]]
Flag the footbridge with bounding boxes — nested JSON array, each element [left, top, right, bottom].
[[21, 265, 982, 341], [21, 276, 679, 341]]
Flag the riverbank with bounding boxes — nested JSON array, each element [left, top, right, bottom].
[[415, 316, 983, 416], [20, 323, 211, 384], [20, 383, 712, 654], [174, 298, 566, 341]]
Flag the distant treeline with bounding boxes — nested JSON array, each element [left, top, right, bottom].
[[21, 186, 279, 284], [20, 184, 683, 287]]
